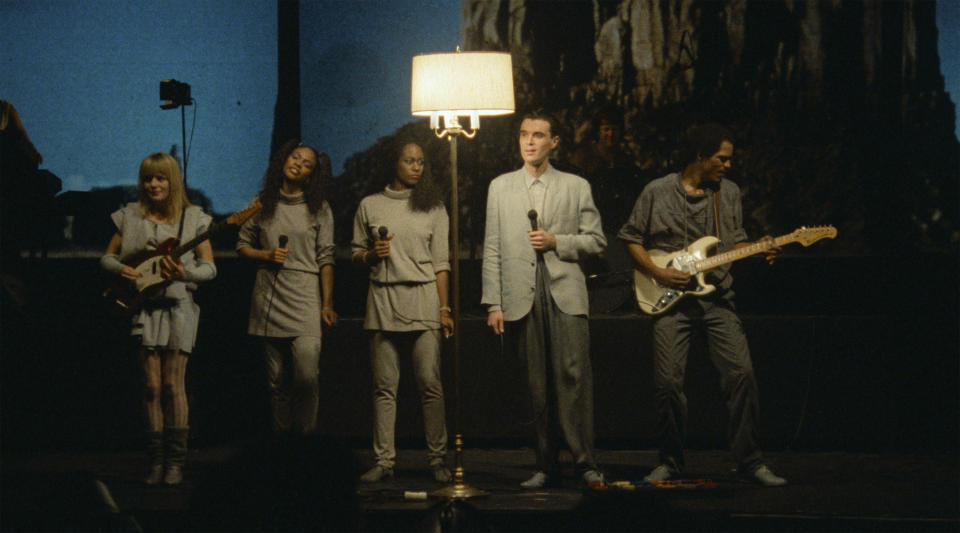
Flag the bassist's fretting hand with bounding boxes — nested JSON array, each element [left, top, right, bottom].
[[160, 255, 186, 281]]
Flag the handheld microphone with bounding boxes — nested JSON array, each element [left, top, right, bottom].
[[378, 226, 389, 240], [265, 234, 288, 333], [527, 210, 538, 231]]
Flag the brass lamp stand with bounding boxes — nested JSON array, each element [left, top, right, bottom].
[[410, 50, 514, 499]]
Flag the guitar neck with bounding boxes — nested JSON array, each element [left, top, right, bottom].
[[695, 233, 796, 272], [170, 219, 229, 259]]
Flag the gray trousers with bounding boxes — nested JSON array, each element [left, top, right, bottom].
[[370, 329, 448, 468], [263, 336, 322, 435], [518, 260, 597, 474], [652, 298, 763, 472]]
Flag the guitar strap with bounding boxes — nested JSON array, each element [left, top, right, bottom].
[[177, 207, 187, 241], [712, 189, 722, 243], [163, 208, 187, 299]]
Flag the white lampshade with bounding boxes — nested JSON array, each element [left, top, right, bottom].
[[411, 52, 515, 118]]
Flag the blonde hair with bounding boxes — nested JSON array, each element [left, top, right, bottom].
[[137, 153, 191, 221]]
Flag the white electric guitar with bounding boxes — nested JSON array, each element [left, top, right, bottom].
[[633, 226, 837, 316]]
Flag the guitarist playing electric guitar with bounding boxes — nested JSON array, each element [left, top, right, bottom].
[[617, 124, 792, 488]]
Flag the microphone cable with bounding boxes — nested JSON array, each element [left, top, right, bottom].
[[262, 234, 288, 338]]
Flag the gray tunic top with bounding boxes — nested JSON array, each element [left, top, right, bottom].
[[351, 186, 449, 332], [237, 192, 335, 338], [617, 172, 748, 296], [111, 203, 212, 352]]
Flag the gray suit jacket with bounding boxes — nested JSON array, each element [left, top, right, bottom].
[[481, 165, 606, 321]]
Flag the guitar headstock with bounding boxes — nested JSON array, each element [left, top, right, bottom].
[[226, 200, 263, 227], [791, 225, 838, 246]]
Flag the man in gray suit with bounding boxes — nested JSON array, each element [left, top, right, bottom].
[[481, 111, 606, 488]]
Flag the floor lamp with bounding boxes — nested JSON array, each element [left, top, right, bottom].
[[411, 50, 514, 499]]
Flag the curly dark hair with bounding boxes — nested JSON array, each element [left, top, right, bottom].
[[259, 139, 331, 219], [382, 138, 445, 213]]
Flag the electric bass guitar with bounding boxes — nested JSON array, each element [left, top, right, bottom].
[[103, 202, 262, 316], [633, 225, 837, 316]]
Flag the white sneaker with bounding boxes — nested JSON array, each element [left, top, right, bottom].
[[643, 464, 676, 483], [359, 465, 394, 483], [750, 465, 787, 487]]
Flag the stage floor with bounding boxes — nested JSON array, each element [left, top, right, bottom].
[[3, 443, 958, 532]]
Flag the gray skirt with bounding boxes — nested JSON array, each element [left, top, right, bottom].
[[133, 293, 200, 353], [363, 280, 441, 332], [248, 268, 322, 338]]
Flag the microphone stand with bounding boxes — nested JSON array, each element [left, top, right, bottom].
[[180, 104, 188, 186]]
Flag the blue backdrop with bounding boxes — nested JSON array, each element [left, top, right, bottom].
[[1, 0, 955, 215]]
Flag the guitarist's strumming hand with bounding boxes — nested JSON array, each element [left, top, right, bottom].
[[120, 265, 142, 281], [160, 255, 186, 281], [653, 266, 692, 289]]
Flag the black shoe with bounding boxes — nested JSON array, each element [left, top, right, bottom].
[[144, 464, 163, 485], [163, 465, 183, 485]]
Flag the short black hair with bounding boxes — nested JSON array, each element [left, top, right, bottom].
[[519, 109, 562, 139], [683, 123, 734, 164]]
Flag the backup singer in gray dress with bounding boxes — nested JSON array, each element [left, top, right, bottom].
[[237, 140, 338, 437], [482, 112, 605, 488], [352, 140, 453, 484], [618, 123, 787, 487], [101, 152, 216, 486]]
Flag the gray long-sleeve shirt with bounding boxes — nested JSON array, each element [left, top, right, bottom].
[[351, 186, 450, 331]]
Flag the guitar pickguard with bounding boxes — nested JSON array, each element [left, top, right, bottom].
[[134, 256, 167, 292], [667, 252, 702, 275]]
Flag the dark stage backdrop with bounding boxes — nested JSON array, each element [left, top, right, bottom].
[[1, 255, 956, 454]]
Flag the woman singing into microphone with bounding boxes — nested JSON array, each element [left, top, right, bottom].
[[352, 139, 453, 483], [237, 140, 338, 438]]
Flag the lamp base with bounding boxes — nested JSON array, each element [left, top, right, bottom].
[[431, 481, 488, 500]]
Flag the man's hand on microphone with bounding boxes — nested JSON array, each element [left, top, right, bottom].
[[527, 229, 556, 251]]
